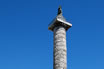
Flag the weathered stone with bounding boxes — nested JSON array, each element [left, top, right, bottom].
[[48, 7, 72, 69], [54, 26, 67, 69]]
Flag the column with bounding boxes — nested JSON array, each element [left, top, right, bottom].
[[53, 26, 67, 69]]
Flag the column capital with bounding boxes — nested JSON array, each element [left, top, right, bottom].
[[48, 7, 72, 31]]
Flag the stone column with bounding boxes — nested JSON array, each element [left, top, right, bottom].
[[53, 26, 67, 69]]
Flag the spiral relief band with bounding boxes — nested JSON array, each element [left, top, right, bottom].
[[53, 26, 67, 69]]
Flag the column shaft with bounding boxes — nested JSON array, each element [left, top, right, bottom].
[[53, 26, 67, 69]]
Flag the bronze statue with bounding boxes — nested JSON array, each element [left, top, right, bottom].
[[57, 6, 62, 15]]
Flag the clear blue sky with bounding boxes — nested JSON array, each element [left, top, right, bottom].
[[0, 0, 104, 69]]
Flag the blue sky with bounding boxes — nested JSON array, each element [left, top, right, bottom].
[[0, 0, 104, 69]]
